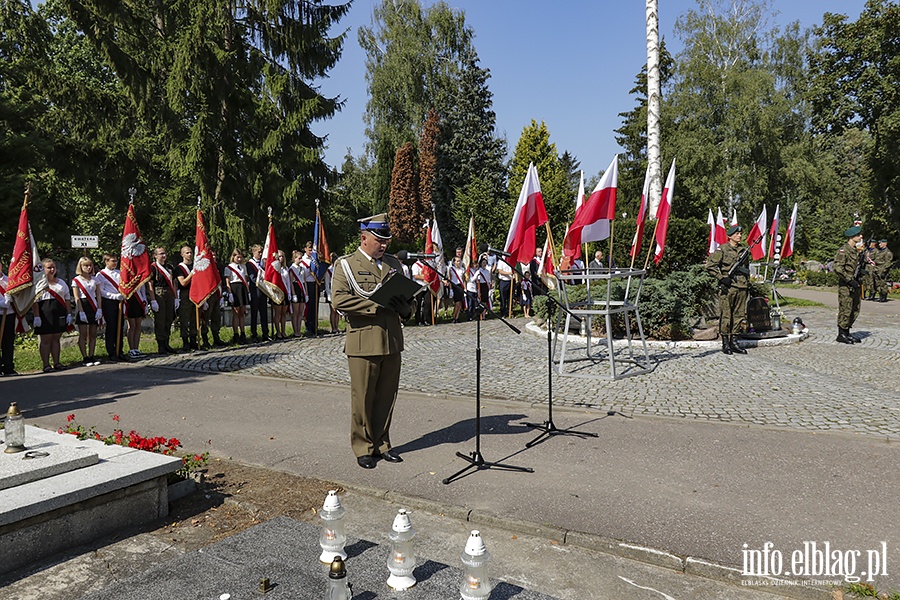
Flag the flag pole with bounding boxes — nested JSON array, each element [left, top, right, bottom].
[[607, 221, 615, 269], [643, 218, 661, 271]]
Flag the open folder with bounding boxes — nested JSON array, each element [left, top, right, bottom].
[[368, 271, 430, 308]]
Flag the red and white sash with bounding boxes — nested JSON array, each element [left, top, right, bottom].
[[153, 263, 176, 295], [73, 278, 98, 313], [288, 266, 306, 301], [227, 265, 249, 290], [99, 270, 122, 296], [46, 283, 69, 311]]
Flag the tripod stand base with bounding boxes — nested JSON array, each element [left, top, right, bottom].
[[523, 420, 599, 448], [442, 451, 533, 485]]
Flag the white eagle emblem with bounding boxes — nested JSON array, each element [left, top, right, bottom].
[[121, 233, 146, 259], [194, 250, 211, 272]]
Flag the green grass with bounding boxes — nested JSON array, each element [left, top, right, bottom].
[[776, 295, 826, 308], [10, 318, 343, 374]]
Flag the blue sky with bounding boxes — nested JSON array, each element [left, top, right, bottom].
[[315, 0, 868, 178]]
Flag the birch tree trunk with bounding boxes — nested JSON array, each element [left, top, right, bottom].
[[646, 0, 662, 217]]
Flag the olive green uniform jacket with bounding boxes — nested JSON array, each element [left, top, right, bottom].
[[706, 242, 750, 336]]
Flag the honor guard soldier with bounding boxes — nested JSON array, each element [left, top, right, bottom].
[[706, 225, 750, 355], [874, 239, 893, 302], [834, 225, 865, 343], [148, 247, 178, 354], [331, 213, 412, 469], [863, 239, 878, 300]]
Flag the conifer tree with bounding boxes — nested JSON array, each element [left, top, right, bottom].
[[388, 142, 420, 244]]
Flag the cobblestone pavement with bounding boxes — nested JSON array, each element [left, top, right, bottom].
[[143, 302, 900, 440]]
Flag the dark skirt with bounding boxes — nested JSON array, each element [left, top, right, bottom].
[[125, 296, 145, 318], [291, 281, 306, 303], [451, 286, 464, 302], [231, 284, 249, 307], [75, 306, 99, 325], [35, 299, 68, 334]]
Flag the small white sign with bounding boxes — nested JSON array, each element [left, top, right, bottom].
[[71, 235, 99, 249]]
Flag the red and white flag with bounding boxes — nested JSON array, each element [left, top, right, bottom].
[[730, 208, 738, 227], [715, 208, 727, 245], [653, 158, 676, 264], [707, 209, 718, 255], [189, 208, 222, 306], [258, 219, 286, 304], [630, 165, 650, 258], [563, 156, 618, 259], [782, 203, 798, 259], [748, 206, 768, 260], [120, 203, 151, 299], [768, 205, 781, 260], [504, 163, 548, 265], [8, 199, 48, 327], [538, 223, 557, 291], [462, 214, 477, 273], [423, 220, 441, 297]]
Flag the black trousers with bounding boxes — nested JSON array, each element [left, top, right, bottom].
[[499, 279, 512, 317], [249, 284, 269, 337], [305, 280, 319, 335], [101, 298, 125, 358]]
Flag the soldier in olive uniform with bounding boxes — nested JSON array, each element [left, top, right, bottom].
[[331, 214, 413, 469], [833, 225, 864, 344], [706, 225, 751, 355], [875, 239, 893, 302], [862, 239, 878, 300]]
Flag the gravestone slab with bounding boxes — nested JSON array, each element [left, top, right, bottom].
[[0, 445, 99, 491]]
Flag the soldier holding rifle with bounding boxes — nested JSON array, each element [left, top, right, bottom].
[[834, 225, 865, 344], [706, 225, 754, 355]]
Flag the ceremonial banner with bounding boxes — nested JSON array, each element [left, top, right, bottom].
[[189, 208, 221, 306], [782, 203, 798, 259], [8, 200, 47, 319], [653, 158, 676, 264], [748, 206, 769, 260], [310, 208, 331, 284], [462, 214, 477, 272], [120, 203, 151, 299], [504, 163, 547, 265], [424, 220, 441, 296], [258, 219, 286, 304]]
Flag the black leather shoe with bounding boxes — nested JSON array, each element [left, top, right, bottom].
[[380, 450, 403, 463], [357, 455, 377, 469]]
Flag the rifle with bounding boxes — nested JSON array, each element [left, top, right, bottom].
[[726, 233, 764, 281], [852, 248, 867, 283]]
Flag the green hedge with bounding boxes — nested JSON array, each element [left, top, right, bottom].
[[800, 270, 839, 287], [534, 265, 718, 340]]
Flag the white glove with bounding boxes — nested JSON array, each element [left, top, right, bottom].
[[291, 295, 298, 304], [202, 302, 209, 311], [219, 296, 226, 308], [79, 311, 87, 322], [95, 309, 103, 321], [228, 293, 234, 305], [150, 300, 159, 312], [174, 298, 181, 310], [113, 293, 124, 301], [33, 316, 42, 328], [66, 314, 73, 326]]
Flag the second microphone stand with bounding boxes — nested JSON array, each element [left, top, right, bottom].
[[523, 289, 599, 447]]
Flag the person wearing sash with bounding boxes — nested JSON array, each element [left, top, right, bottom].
[[148, 247, 177, 354], [225, 248, 250, 344], [0, 258, 17, 376], [326, 251, 341, 334], [124, 279, 148, 358], [200, 248, 226, 348], [246, 244, 269, 342], [448, 256, 466, 323], [476, 256, 492, 313], [331, 214, 411, 469], [72, 256, 102, 366], [270, 250, 290, 340], [496, 257, 515, 318], [176, 246, 198, 351], [410, 259, 430, 325], [98, 253, 127, 361], [32, 258, 71, 372], [300, 241, 319, 336], [465, 260, 479, 321], [520, 271, 534, 318], [289, 249, 308, 337]]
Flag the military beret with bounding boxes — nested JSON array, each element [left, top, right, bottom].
[[844, 225, 862, 237], [880, 239, 888, 243], [358, 213, 392, 239], [727, 225, 742, 236]]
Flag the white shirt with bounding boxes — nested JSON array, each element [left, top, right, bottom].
[[72, 275, 99, 309], [38, 279, 70, 303], [496, 259, 514, 281], [226, 262, 248, 286], [97, 268, 121, 300], [301, 253, 316, 282], [411, 261, 427, 287]]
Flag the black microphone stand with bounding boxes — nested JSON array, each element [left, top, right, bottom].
[[401, 255, 533, 484], [523, 289, 599, 447]]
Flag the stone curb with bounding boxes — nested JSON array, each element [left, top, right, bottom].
[[523, 321, 809, 349], [337, 482, 835, 599]]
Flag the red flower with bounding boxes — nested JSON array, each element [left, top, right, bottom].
[[112, 414, 120, 422], [67, 414, 75, 423]]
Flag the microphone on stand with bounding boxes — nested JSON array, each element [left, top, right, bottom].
[[395, 250, 437, 261], [478, 243, 512, 258]]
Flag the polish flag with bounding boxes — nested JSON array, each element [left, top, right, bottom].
[[653, 158, 676, 264], [563, 156, 617, 260], [189, 208, 222, 306], [257, 219, 286, 304], [782, 203, 798, 259], [730, 208, 738, 227], [538, 222, 557, 291], [572, 171, 586, 260], [423, 220, 440, 296], [748, 206, 768, 260], [120, 203, 151, 299], [504, 163, 548, 265], [768, 205, 781, 260], [630, 165, 650, 258], [707, 209, 719, 255], [715, 208, 727, 244]]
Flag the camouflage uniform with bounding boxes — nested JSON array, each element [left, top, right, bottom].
[[862, 241, 878, 300], [706, 241, 750, 353], [833, 239, 862, 342], [874, 243, 893, 300]]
